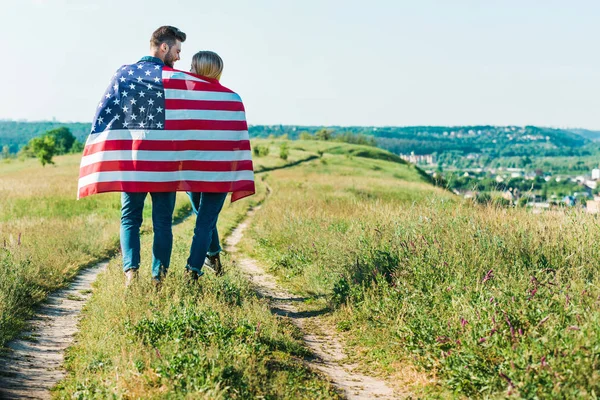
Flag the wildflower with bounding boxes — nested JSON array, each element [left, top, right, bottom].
[[482, 269, 494, 283], [460, 317, 468, 328], [479, 337, 487, 343], [567, 325, 580, 331], [537, 316, 550, 326], [528, 288, 537, 300]]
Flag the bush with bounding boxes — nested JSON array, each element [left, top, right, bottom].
[[252, 145, 270, 157], [279, 142, 289, 160]]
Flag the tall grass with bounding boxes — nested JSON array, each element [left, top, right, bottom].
[[246, 152, 600, 398], [54, 176, 339, 399]]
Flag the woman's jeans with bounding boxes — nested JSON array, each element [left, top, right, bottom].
[[187, 192, 222, 256], [120, 192, 176, 279], [186, 192, 228, 273]]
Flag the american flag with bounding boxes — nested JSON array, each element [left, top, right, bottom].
[[77, 59, 255, 202]]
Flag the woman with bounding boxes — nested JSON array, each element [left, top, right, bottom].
[[186, 51, 227, 278]]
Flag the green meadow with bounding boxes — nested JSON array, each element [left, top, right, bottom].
[[1, 140, 599, 398]]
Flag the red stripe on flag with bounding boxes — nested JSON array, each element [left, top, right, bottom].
[[79, 160, 254, 178], [78, 180, 256, 199], [83, 139, 251, 156], [165, 99, 245, 111], [163, 78, 234, 93], [165, 120, 248, 131]]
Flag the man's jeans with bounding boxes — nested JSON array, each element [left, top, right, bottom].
[[121, 192, 176, 279], [187, 192, 222, 256], [187, 192, 228, 273]]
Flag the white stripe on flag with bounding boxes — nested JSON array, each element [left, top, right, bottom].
[[78, 170, 255, 188], [80, 149, 252, 167], [165, 109, 246, 121], [165, 89, 242, 102], [162, 70, 209, 83], [84, 129, 250, 146]]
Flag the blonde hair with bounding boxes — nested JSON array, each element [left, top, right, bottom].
[[191, 51, 223, 80]]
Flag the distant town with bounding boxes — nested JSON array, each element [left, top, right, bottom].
[[400, 150, 600, 213]]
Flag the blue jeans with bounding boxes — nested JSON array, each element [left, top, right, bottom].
[[187, 192, 228, 273], [120, 192, 176, 279], [187, 192, 222, 256]]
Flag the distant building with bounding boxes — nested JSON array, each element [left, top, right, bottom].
[[399, 152, 436, 165], [592, 168, 600, 180]]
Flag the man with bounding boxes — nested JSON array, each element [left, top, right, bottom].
[[120, 26, 186, 287], [78, 25, 255, 288]]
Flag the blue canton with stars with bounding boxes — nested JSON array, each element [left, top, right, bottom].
[[91, 61, 166, 133]]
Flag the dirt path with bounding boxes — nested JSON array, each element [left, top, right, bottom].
[[0, 261, 108, 399], [226, 206, 398, 399]]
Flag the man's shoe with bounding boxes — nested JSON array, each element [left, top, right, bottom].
[[204, 254, 224, 276], [185, 267, 203, 282], [125, 269, 138, 288], [152, 277, 162, 291]]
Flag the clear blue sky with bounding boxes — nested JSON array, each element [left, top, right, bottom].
[[2, 0, 600, 128]]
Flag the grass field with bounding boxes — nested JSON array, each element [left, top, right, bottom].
[[0, 155, 189, 348], [4, 139, 599, 398], [244, 141, 600, 398]]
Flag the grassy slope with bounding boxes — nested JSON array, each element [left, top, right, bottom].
[[0, 155, 191, 347], [53, 144, 339, 399], [244, 141, 600, 398]]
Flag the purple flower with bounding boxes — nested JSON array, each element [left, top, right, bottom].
[[482, 269, 494, 283], [537, 316, 550, 326]]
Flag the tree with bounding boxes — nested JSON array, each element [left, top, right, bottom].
[[29, 135, 56, 166], [315, 129, 334, 141], [70, 140, 85, 153], [45, 127, 76, 154]]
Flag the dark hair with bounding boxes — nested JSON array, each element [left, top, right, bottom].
[[150, 26, 186, 48]]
